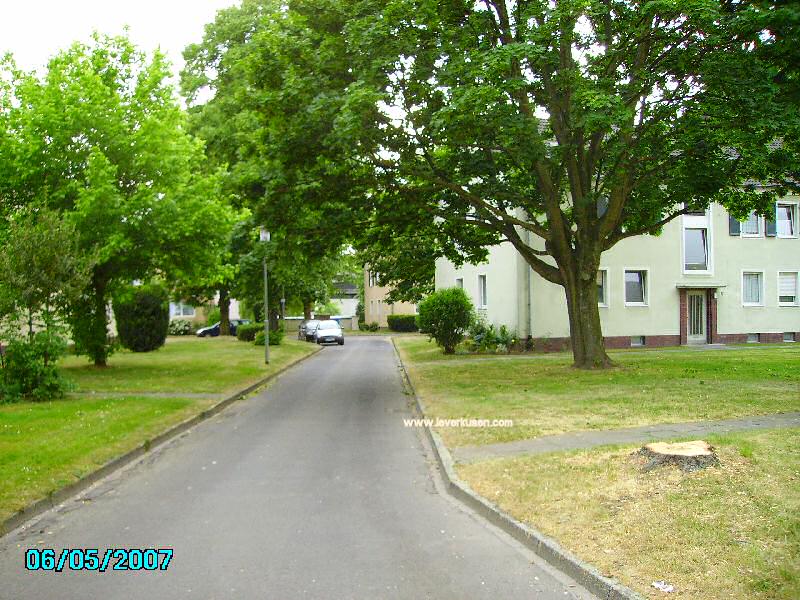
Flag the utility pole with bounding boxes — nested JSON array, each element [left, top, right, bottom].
[[260, 228, 270, 364]]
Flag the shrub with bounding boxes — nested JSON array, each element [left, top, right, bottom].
[[387, 314, 419, 332], [168, 319, 196, 336], [254, 329, 284, 346], [417, 288, 473, 354], [466, 319, 517, 353], [237, 323, 263, 342], [0, 332, 70, 402], [206, 307, 221, 327], [367, 322, 380, 332], [113, 284, 169, 353]]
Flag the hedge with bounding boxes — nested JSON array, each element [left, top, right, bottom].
[[387, 314, 419, 332]]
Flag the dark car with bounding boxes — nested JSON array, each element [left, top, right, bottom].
[[313, 320, 344, 345], [298, 319, 321, 341], [196, 319, 251, 337]]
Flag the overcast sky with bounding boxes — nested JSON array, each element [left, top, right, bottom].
[[1, 0, 239, 77]]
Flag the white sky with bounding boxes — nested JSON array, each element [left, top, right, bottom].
[[0, 0, 239, 78]]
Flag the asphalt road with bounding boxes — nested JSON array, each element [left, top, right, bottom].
[[0, 336, 594, 600]]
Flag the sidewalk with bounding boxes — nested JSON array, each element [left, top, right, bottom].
[[453, 412, 800, 463]]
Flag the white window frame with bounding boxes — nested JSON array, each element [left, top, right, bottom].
[[681, 210, 713, 275], [623, 268, 649, 307], [741, 211, 763, 238], [741, 270, 765, 307], [478, 274, 488, 309], [455, 277, 463, 289], [777, 271, 799, 307], [172, 302, 195, 318], [597, 269, 609, 307], [776, 201, 799, 239]]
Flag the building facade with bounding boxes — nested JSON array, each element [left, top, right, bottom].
[[363, 269, 418, 327], [435, 199, 800, 349]]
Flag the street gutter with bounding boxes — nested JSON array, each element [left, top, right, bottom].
[[1, 344, 322, 538], [391, 337, 643, 600]]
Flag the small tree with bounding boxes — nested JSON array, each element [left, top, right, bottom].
[[417, 288, 473, 354], [113, 284, 170, 353]]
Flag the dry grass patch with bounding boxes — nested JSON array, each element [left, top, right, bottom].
[[458, 428, 800, 599]]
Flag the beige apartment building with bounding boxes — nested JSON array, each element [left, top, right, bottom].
[[363, 269, 418, 327], [436, 198, 800, 349]]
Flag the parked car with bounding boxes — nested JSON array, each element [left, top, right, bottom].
[[298, 319, 321, 341], [196, 319, 251, 337], [313, 320, 344, 345]]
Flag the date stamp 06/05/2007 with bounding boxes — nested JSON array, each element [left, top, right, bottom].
[[24, 548, 173, 572]]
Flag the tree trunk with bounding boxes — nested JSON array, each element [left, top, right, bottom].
[[219, 289, 231, 336], [562, 264, 613, 369], [90, 273, 110, 367], [303, 300, 312, 321]]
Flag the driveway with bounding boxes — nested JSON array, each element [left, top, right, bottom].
[[0, 336, 593, 599]]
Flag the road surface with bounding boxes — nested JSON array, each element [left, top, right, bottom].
[[0, 336, 593, 599]]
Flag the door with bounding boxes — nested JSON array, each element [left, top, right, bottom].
[[686, 290, 707, 344]]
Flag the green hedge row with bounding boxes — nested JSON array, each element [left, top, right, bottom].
[[386, 314, 419, 332]]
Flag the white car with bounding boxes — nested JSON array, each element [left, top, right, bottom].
[[313, 320, 344, 345]]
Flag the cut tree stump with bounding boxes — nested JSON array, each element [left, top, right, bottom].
[[635, 440, 720, 473]]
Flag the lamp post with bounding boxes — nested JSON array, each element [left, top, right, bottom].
[[260, 227, 270, 365]]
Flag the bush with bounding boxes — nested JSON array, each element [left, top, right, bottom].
[[0, 332, 70, 402], [417, 288, 473, 354], [168, 319, 196, 336], [387, 314, 419, 332], [465, 319, 517, 353], [237, 323, 263, 342], [206, 307, 221, 327], [113, 284, 170, 353], [254, 329, 284, 346], [367, 322, 380, 332]]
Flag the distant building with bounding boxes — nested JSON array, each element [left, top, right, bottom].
[[363, 269, 418, 327], [331, 282, 359, 317]]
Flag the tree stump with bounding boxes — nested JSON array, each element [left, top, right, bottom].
[[635, 440, 719, 473]]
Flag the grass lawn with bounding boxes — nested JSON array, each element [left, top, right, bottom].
[[395, 337, 800, 448], [62, 337, 315, 394], [459, 428, 800, 600], [0, 337, 318, 524]]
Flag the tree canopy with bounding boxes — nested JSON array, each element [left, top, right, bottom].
[[336, 0, 799, 366]]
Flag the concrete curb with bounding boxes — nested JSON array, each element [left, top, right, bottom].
[[391, 338, 643, 600], [1, 344, 322, 538]]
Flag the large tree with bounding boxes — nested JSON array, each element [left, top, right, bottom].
[[182, 0, 371, 308], [1, 35, 233, 365], [336, 0, 799, 367]]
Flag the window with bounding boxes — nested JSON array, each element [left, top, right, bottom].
[[684, 228, 709, 271], [741, 211, 762, 236], [785, 332, 797, 342], [455, 277, 463, 289], [778, 272, 799, 306], [597, 270, 608, 306], [368, 271, 380, 287], [478, 274, 487, 308], [776, 203, 797, 237], [624, 270, 647, 305], [173, 302, 195, 317], [747, 333, 760, 343], [631, 336, 645, 347], [742, 272, 763, 306]]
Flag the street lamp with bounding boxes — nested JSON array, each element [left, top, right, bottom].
[[260, 227, 270, 365]]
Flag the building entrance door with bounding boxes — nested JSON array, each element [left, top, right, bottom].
[[687, 290, 707, 344]]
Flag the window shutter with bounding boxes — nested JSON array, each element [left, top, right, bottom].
[[728, 214, 740, 236], [766, 205, 777, 237]]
